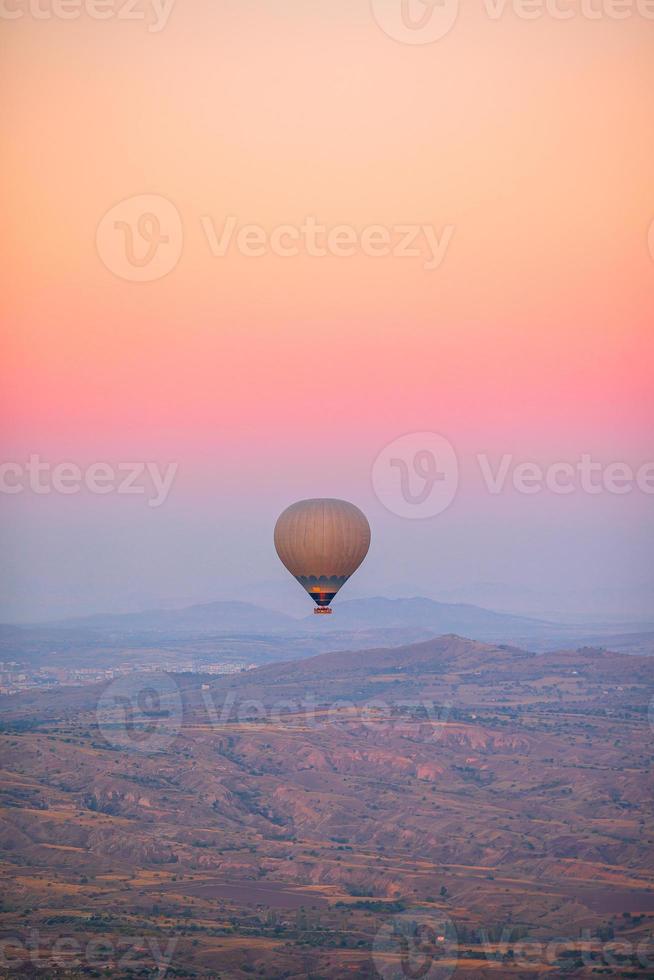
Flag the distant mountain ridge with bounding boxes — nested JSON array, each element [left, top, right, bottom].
[[306, 595, 549, 633], [7, 596, 651, 659], [38, 595, 550, 637], [50, 600, 294, 632]]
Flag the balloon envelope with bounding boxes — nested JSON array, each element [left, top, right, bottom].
[[274, 499, 371, 612]]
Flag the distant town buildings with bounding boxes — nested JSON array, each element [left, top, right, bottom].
[[0, 658, 255, 695]]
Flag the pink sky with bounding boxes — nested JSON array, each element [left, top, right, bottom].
[[2, 1, 653, 619]]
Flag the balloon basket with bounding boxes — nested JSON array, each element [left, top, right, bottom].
[[314, 607, 332, 615]]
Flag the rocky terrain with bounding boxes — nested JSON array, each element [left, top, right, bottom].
[[1, 635, 653, 977]]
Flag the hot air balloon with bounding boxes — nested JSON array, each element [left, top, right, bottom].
[[274, 499, 371, 614]]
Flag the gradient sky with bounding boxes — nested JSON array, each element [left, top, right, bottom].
[[2, 0, 653, 621]]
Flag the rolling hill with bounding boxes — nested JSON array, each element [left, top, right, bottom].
[[1, 634, 653, 977]]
